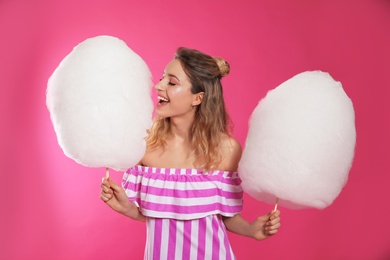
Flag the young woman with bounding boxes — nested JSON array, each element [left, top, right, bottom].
[[100, 47, 281, 259]]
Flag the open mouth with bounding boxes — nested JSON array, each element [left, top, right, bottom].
[[158, 95, 170, 104]]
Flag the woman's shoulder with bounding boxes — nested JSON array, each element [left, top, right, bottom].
[[220, 134, 241, 154], [219, 134, 242, 172]]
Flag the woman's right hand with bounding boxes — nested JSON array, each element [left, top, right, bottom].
[[100, 177, 145, 221]]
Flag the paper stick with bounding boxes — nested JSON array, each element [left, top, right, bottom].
[[273, 197, 279, 212]]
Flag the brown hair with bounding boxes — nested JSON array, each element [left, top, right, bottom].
[[146, 47, 232, 171]]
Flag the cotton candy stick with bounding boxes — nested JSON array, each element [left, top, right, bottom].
[[273, 198, 279, 212]]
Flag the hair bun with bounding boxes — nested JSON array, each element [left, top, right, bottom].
[[214, 57, 230, 78]]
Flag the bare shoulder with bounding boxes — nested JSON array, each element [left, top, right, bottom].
[[219, 134, 242, 172]]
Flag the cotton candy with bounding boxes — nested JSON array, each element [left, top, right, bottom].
[[238, 71, 356, 209], [47, 35, 153, 171]]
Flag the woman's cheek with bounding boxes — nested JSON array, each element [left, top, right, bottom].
[[169, 86, 185, 98]]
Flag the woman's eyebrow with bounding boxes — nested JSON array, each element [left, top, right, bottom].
[[166, 73, 180, 82]]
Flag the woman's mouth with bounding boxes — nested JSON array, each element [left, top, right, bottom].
[[157, 95, 170, 106]]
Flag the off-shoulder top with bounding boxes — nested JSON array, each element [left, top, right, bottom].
[[122, 165, 244, 220]]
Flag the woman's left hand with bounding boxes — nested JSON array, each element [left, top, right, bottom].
[[250, 210, 281, 240]]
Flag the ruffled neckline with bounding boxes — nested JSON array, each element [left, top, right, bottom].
[[135, 164, 238, 175]]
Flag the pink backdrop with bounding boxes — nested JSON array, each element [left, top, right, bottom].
[[1, 0, 390, 259]]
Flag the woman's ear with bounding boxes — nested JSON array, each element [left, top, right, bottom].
[[192, 92, 204, 106]]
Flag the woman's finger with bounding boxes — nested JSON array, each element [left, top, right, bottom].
[[101, 183, 113, 194], [266, 228, 278, 235], [267, 221, 281, 230], [270, 210, 280, 219], [100, 194, 109, 202], [268, 217, 280, 226]]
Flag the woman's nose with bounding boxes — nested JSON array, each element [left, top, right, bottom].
[[154, 78, 165, 90]]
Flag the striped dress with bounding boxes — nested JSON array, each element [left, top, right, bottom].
[[122, 165, 243, 260]]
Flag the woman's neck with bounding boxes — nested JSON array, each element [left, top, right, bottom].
[[169, 112, 195, 141]]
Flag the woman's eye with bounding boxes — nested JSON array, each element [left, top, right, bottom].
[[168, 81, 176, 86]]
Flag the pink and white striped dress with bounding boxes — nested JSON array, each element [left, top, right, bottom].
[[122, 165, 243, 260]]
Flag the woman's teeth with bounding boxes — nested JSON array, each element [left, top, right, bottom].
[[158, 96, 169, 103]]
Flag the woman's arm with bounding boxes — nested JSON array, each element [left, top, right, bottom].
[[223, 210, 281, 240], [100, 177, 145, 222], [219, 136, 281, 239]]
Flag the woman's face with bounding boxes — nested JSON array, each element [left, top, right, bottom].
[[155, 59, 202, 119]]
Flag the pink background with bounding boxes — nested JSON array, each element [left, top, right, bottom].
[[1, 0, 390, 259]]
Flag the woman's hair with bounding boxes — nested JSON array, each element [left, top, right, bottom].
[[146, 47, 232, 171]]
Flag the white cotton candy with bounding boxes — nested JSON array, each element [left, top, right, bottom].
[[47, 35, 153, 171], [238, 71, 356, 209]]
